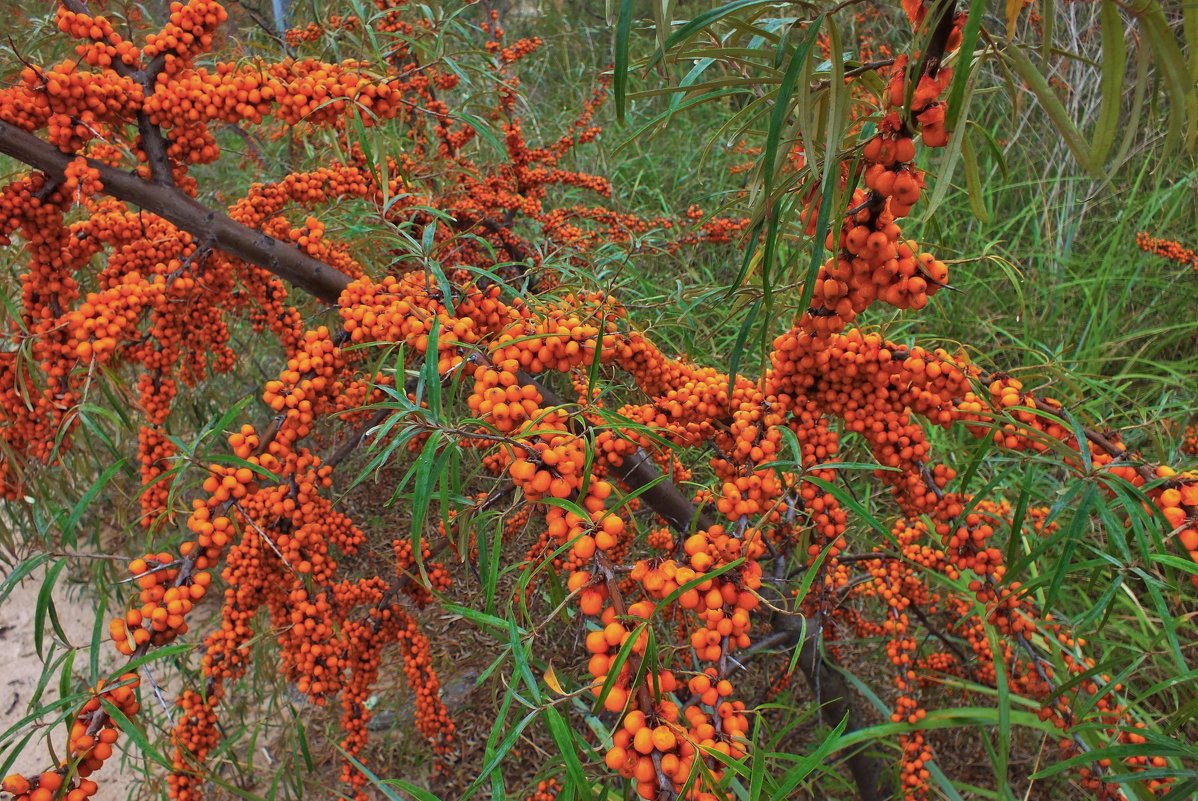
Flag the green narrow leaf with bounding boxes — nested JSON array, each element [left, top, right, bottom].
[[1062, 409, 1093, 474], [444, 603, 511, 632], [748, 712, 765, 798], [0, 553, 49, 605], [1004, 468, 1035, 571], [770, 713, 848, 798], [0, 686, 93, 744], [592, 620, 647, 714], [99, 697, 174, 770], [408, 434, 442, 560], [1185, 0, 1198, 91], [1090, 0, 1127, 167], [89, 593, 107, 684], [1044, 484, 1094, 612], [295, 716, 315, 772], [464, 706, 540, 800], [1124, 0, 1194, 153], [341, 752, 444, 801], [65, 460, 128, 549], [34, 559, 67, 658], [1111, 42, 1152, 171], [0, 731, 38, 779], [1002, 43, 1099, 176], [585, 310, 606, 409], [659, 0, 774, 55], [985, 623, 1011, 800], [542, 706, 590, 799], [725, 298, 760, 401], [760, 17, 823, 310], [945, 0, 986, 132], [112, 642, 191, 676], [488, 513, 504, 615], [796, 153, 844, 318], [614, 0, 635, 123], [423, 317, 442, 422], [56, 646, 74, 727], [1039, 0, 1054, 67], [477, 516, 494, 616], [960, 128, 990, 222], [1133, 566, 1187, 671]]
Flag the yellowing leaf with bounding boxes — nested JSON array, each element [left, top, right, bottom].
[[1006, 0, 1030, 37], [544, 662, 567, 695]]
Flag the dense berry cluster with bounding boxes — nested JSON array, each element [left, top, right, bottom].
[[0, 2, 1193, 801], [1136, 231, 1198, 271], [798, 4, 960, 335]]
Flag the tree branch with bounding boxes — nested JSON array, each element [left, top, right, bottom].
[[57, 0, 174, 184], [0, 121, 353, 303], [2, 119, 891, 800]]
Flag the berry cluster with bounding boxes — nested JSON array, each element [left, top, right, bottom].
[[1136, 231, 1198, 272], [799, 6, 962, 335], [0, 2, 1193, 801]]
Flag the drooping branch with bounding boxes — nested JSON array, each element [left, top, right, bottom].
[[2, 117, 892, 800], [0, 118, 740, 543], [521, 371, 892, 801]]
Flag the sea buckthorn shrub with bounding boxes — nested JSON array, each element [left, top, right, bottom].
[[0, 1, 1195, 801]]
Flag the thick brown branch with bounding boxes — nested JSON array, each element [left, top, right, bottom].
[[57, 0, 174, 185], [0, 120, 353, 303], [1028, 397, 1141, 465], [764, 593, 891, 801], [125, 90, 175, 187], [327, 409, 391, 468], [475, 216, 530, 265], [612, 447, 713, 533]]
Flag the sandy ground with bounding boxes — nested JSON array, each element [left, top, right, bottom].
[[0, 564, 139, 801]]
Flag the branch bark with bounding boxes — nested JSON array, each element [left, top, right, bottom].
[[517, 371, 714, 533], [0, 120, 352, 303], [921, 0, 959, 78]]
